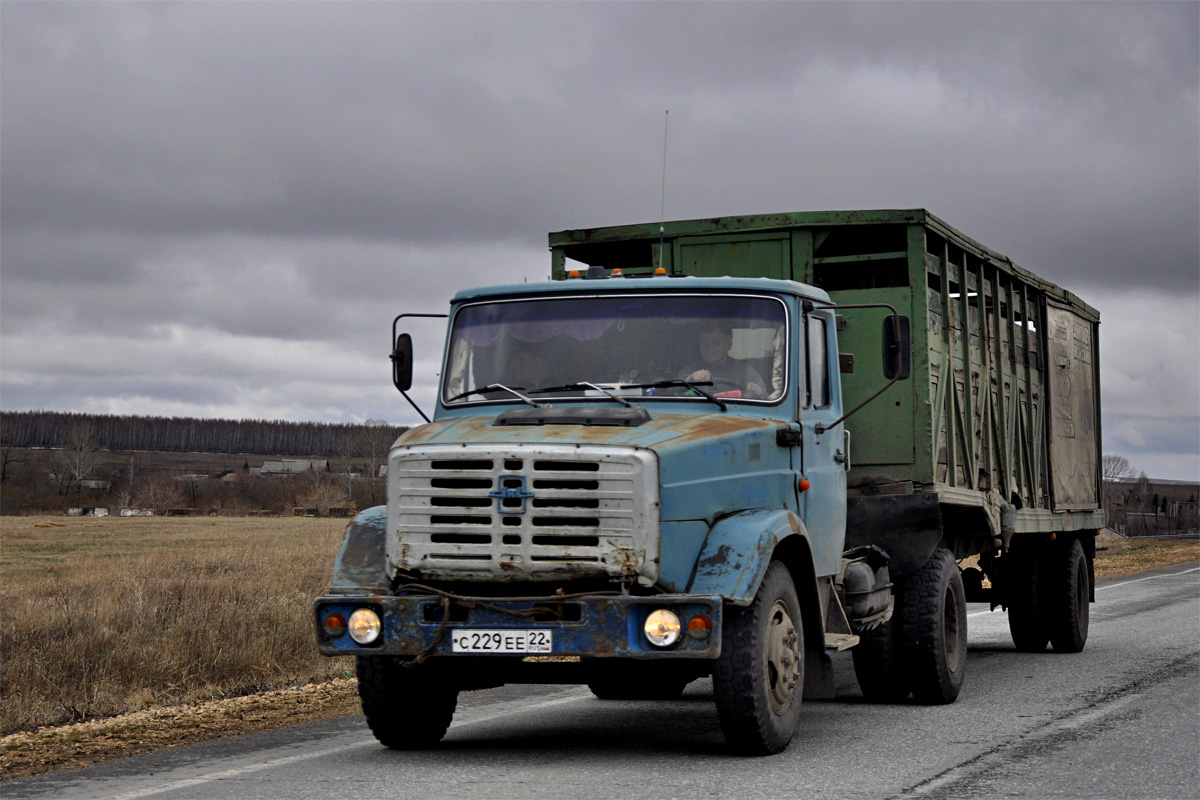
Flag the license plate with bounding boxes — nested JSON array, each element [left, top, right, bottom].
[[450, 629, 553, 654]]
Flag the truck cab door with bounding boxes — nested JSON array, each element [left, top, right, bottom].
[[798, 310, 847, 577]]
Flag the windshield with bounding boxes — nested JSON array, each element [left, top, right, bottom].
[[443, 293, 787, 405]]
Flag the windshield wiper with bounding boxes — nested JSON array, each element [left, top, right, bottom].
[[545, 379, 727, 412], [524, 379, 727, 412], [445, 383, 544, 407], [525, 382, 633, 407], [625, 379, 728, 411]]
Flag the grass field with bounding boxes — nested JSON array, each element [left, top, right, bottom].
[[1, 516, 1195, 737], [0, 516, 350, 735]]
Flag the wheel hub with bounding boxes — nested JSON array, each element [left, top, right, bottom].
[[765, 599, 801, 714]]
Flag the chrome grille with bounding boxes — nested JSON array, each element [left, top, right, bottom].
[[388, 444, 658, 584]]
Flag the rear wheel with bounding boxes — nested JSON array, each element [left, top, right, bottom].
[[1005, 545, 1049, 652], [1044, 538, 1090, 653], [356, 655, 458, 749], [713, 561, 804, 755], [900, 548, 967, 704]]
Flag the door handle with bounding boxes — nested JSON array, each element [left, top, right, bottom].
[[834, 430, 852, 472]]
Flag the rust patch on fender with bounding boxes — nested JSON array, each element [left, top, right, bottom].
[[697, 543, 734, 569]]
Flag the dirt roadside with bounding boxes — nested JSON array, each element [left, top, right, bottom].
[[3, 534, 1196, 782]]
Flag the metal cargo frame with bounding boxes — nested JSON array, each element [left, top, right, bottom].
[[549, 210, 1104, 550]]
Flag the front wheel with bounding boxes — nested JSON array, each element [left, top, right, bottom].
[[356, 655, 459, 749], [899, 548, 967, 704], [713, 561, 804, 755]]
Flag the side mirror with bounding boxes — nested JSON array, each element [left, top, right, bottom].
[[392, 333, 413, 392], [882, 315, 911, 381]]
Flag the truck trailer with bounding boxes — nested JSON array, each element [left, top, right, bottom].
[[315, 209, 1103, 755]]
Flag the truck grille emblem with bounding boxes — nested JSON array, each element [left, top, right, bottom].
[[489, 474, 534, 514]]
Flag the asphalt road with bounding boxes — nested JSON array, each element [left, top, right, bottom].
[[7, 564, 1198, 800]]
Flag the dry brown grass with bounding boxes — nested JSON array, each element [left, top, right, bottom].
[[0, 516, 351, 735], [1093, 530, 1200, 578], [1, 517, 1195, 744]]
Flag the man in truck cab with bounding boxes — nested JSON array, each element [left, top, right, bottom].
[[680, 323, 768, 399]]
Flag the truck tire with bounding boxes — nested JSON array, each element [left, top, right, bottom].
[[713, 561, 803, 755], [356, 655, 458, 749], [1043, 538, 1089, 653], [1006, 545, 1050, 652], [851, 612, 911, 703], [899, 548, 967, 705]]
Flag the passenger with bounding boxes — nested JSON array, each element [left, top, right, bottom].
[[679, 325, 766, 399]]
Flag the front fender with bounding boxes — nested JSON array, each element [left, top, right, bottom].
[[685, 509, 808, 606], [327, 505, 390, 594]]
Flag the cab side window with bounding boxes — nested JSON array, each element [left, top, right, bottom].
[[808, 315, 830, 408]]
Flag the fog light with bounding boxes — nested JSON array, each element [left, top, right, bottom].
[[644, 609, 681, 647], [687, 615, 712, 640], [323, 612, 347, 638], [348, 608, 382, 644]]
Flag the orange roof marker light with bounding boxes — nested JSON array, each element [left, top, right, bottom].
[[567, 269, 581, 279], [610, 269, 624, 277], [655, 267, 668, 275]]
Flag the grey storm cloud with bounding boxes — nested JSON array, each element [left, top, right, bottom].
[[1, 0, 1197, 479]]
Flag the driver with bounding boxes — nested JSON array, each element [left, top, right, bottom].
[[508, 349, 550, 390], [679, 325, 766, 399]]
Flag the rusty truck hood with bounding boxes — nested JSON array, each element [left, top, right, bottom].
[[395, 409, 777, 452]]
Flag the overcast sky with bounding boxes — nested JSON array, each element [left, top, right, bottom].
[[2, 1, 1197, 481]]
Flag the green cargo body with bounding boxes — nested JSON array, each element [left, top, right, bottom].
[[549, 210, 1104, 569]]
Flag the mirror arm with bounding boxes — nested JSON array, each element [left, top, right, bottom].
[[391, 312, 449, 425], [392, 312, 449, 342], [815, 374, 899, 434], [398, 388, 432, 424]]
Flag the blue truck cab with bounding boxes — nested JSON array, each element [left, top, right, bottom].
[[316, 270, 904, 755]]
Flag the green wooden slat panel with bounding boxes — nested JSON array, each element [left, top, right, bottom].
[[829, 287, 916, 466], [674, 234, 790, 280]]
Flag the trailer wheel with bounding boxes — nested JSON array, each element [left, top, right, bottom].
[[713, 561, 803, 755], [356, 655, 458, 749], [1006, 546, 1049, 652], [1044, 538, 1090, 653], [851, 612, 911, 703], [900, 548, 967, 704]]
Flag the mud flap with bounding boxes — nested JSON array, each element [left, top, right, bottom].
[[846, 493, 943, 577], [803, 649, 836, 700]]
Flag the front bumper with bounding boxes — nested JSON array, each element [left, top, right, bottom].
[[314, 593, 722, 659]]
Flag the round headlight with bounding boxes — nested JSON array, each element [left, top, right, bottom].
[[348, 608, 382, 644], [644, 609, 682, 647]]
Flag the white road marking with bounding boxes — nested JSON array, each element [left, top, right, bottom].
[[1097, 565, 1199, 592]]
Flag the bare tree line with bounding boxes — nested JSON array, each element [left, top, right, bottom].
[[0, 411, 407, 457], [0, 412, 408, 515]]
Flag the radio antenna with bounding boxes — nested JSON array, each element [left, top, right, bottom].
[[658, 109, 669, 271]]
